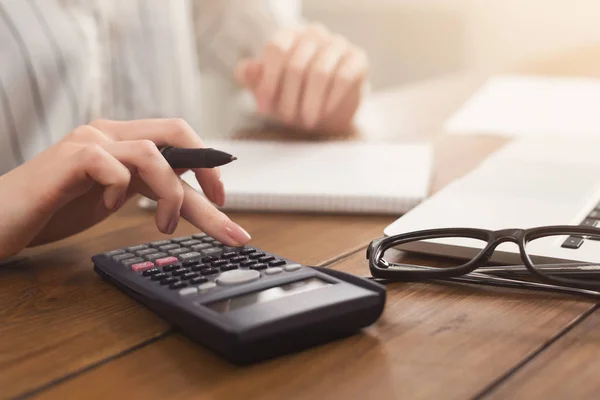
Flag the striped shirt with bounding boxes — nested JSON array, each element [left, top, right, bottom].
[[0, 0, 295, 174]]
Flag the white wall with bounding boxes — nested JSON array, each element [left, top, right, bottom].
[[301, 0, 600, 89]]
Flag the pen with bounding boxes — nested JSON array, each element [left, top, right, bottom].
[[159, 146, 237, 169]]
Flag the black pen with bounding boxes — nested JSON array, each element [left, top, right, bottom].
[[159, 146, 237, 169]]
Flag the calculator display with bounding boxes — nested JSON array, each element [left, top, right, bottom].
[[206, 277, 331, 313]]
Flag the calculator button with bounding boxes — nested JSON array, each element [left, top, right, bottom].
[[268, 259, 286, 267], [170, 281, 187, 290], [190, 243, 212, 252], [201, 248, 221, 257], [179, 252, 202, 261], [171, 268, 188, 277], [211, 259, 228, 268], [105, 249, 125, 256], [136, 248, 158, 257], [198, 282, 216, 291], [155, 256, 179, 267], [221, 252, 237, 259], [230, 255, 247, 263], [131, 261, 155, 272], [181, 239, 202, 247], [220, 264, 238, 272], [217, 269, 260, 286], [201, 255, 218, 263], [171, 236, 192, 243], [168, 248, 190, 256], [145, 252, 168, 261], [113, 253, 135, 261], [192, 233, 208, 240], [182, 272, 199, 280], [179, 287, 198, 296], [158, 243, 180, 251], [201, 268, 219, 276], [162, 264, 180, 272], [240, 260, 257, 268], [191, 264, 209, 272], [264, 267, 283, 275], [150, 240, 171, 247], [211, 241, 223, 247], [284, 264, 302, 272], [250, 263, 267, 271], [200, 236, 214, 243], [142, 268, 160, 277], [127, 244, 148, 252], [190, 276, 208, 285], [249, 252, 265, 260], [240, 248, 255, 255], [182, 260, 200, 267], [160, 277, 177, 285], [122, 257, 145, 266], [151, 272, 168, 281], [222, 246, 243, 253], [259, 255, 275, 263]]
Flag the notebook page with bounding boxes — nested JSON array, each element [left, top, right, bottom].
[[180, 139, 432, 214]]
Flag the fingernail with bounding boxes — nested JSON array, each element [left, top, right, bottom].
[[112, 193, 127, 211], [258, 98, 269, 114], [305, 114, 317, 129], [167, 214, 179, 234], [224, 221, 251, 245]]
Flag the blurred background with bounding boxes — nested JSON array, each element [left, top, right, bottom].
[[205, 0, 600, 136], [300, 0, 600, 89]]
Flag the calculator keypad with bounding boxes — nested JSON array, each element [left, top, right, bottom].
[[105, 234, 302, 295]]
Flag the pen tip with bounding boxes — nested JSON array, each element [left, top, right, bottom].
[[231, 156, 237, 161]]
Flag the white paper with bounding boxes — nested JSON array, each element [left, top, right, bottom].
[[444, 75, 600, 137], [179, 139, 433, 214]]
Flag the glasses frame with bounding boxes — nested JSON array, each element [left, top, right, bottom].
[[367, 225, 600, 291]]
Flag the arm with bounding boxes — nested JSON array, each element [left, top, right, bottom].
[[191, 0, 369, 137]]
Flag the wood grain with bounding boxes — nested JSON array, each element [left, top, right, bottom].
[[32, 249, 595, 400], [484, 306, 600, 399], [0, 200, 393, 399]]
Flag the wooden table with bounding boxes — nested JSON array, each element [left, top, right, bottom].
[[3, 46, 600, 400]]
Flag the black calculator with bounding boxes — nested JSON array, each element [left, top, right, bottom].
[[92, 232, 386, 364]]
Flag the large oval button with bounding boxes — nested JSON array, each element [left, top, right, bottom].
[[217, 269, 260, 286]]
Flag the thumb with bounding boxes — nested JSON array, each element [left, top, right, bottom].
[[235, 59, 263, 89]]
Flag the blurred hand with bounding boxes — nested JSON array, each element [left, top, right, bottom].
[[235, 23, 368, 134], [0, 118, 251, 260]]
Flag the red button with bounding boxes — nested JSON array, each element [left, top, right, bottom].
[[156, 257, 178, 266], [131, 261, 155, 272]]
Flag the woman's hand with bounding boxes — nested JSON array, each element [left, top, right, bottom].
[[0, 118, 251, 260], [235, 23, 368, 135]]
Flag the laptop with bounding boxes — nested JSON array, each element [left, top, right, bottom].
[[383, 136, 600, 265]]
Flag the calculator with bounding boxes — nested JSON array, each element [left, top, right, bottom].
[[92, 232, 386, 364]]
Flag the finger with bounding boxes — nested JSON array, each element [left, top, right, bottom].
[[255, 28, 299, 114], [66, 124, 112, 145], [89, 118, 225, 207], [324, 48, 368, 118], [235, 59, 263, 90], [301, 36, 348, 128], [71, 144, 131, 211], [277, 28, 327, 124], [178, 181, 251, 247], [102, 140, 184, 234]]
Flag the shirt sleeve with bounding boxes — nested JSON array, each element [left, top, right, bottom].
[[190, 0, 303, 135], [191, 0, 301, 78]]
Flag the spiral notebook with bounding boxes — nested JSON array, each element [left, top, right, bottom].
[[138, 139, 432, 214]]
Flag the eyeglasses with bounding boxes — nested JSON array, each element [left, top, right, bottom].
[[366, 225, 600, 299]]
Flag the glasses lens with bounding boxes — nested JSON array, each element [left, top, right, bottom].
[[525, 231, 600, 281], [382, 235, 490, 270]]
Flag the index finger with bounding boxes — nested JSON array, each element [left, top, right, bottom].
[[89, 118, 225, 206]]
